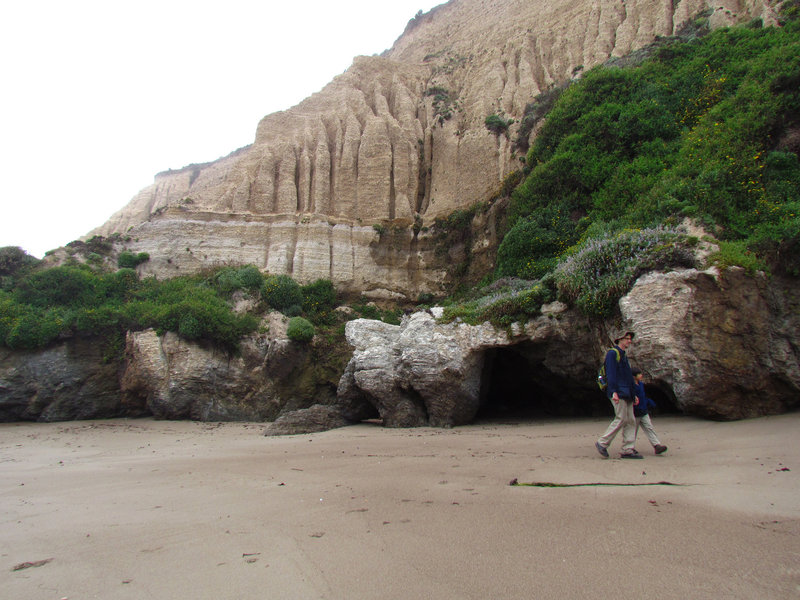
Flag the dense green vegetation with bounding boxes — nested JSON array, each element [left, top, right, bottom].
[[0, 243, 406, 353], [485, 113, 514, 135], [0, 263, 261, 353], [484, 9, 800, 320]]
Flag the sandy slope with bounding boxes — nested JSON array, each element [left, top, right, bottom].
[[1, 414, 798, 599]]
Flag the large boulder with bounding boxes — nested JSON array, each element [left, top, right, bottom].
[[621, 267, 800, 419], [338, 302, 581, 427], [0, 338, 129, 422]]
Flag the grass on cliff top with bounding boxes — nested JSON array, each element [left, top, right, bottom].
[[442, 10, 800, 326], [496, 12, 800, 289]]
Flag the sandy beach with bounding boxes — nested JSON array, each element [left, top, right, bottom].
[[2, 413, 799, 599]]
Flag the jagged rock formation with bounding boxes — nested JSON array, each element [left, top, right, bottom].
[[338, 267, 800, 426], [87, 0, 776, 300], [5, 0, 793, 431]]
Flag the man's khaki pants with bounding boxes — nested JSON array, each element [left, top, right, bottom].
[[597, 397, 636, 454]]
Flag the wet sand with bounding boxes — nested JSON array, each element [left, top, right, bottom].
[[2, 413, 799, 599]]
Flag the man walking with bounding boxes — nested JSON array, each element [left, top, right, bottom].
[[595, 331, 642, 459]]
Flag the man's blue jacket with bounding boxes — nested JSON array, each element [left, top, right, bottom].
[[605, 345, 635, 400]]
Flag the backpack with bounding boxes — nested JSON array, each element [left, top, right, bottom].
[[597, 348, 620, 391]]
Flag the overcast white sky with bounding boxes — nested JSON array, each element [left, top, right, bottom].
[[0, 1, 442, 258]]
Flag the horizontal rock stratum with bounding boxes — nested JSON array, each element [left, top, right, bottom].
[[86, 0, 775, 299]]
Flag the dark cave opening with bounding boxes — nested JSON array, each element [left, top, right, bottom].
[[475, 344, 682, 422], [476, 344, 601, 421], [642, 379, 680, 416]]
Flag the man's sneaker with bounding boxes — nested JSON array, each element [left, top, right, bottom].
[[595, 442, 609, 458], [620, 451, 644, 459], [654, 444, 668, 455]]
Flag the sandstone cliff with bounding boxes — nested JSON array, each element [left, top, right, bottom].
[[87, 0, 776, 299]]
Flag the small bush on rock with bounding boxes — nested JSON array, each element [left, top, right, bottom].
[[287, 316, 315, 342], [117, 251, 150, 269]]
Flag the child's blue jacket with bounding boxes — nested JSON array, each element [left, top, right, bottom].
[[633, 380, 656, 417]]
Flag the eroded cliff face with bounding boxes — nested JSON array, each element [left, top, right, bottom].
[[87, 0, 776, 298]]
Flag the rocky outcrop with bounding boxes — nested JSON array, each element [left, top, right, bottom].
[[339, 267, 800, 425], [85, 0, 775, 299], [119, 312, 359, 422], [0, 339, 130, 422], [620, 267, 800, 419], [337, 302, 577, 427], [0, 312, 364, 427], [3, 266, 797, 429], [262, 404, 356, 436]]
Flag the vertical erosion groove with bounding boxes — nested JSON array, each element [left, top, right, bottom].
[[389, 146, 397, 220], [328, 224, 335, 281], [294, 150, 302, 213], [272, 161, 280, 214]]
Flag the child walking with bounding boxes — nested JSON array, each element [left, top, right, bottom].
[[632, 368, 667, 455]]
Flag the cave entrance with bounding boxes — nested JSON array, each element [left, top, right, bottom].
[[643, 379, 680, 415], [476, 343, 603, 421], [475, 343, 684, 424]]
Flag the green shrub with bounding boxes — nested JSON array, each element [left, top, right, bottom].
[[1, 265, 259, 352], [439, 278, 555, 327], [178, 314, 202, 340], [284, 304, 303, 317], [236, 265, 264, 290], [102, 268, 140, 301], [553, 228, 696, 317], [301, 279, 336, 314], [351, 301, 402, 324], [485, 113, 514, 135], [496, 204, 581, 279], [707, 240, 768, 274], [4, 306, 66, 350], [287, 316, 315, 342], [0, 246, 40, 277], [117, 251, 150, 269], [212, 265, 264, 295], [425, 86, 459, 125], [748, 203, 800, 276], [353, 302, 381, 320], [262, 275, 303, 312], [14, 266, 100, 308], [86, 236, 113, 256]]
